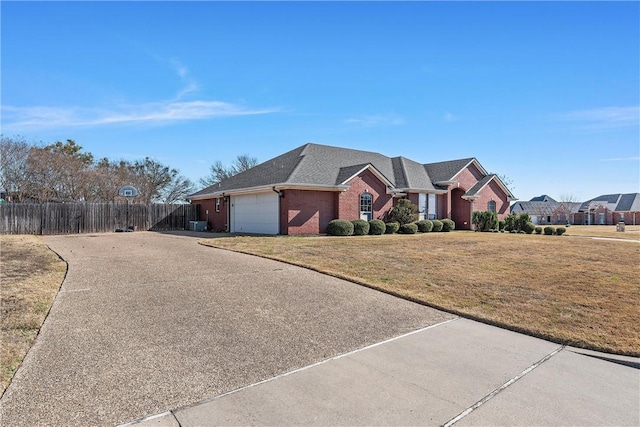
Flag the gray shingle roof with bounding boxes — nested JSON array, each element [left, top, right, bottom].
[[530, 195, 556, 202], [464, 175, 495, 197], [511, 200, 559, 215], [615, 193, 640, 211], [578, 193, 640, 212], [190, 143, 492, 199], [424, 158, 474, 182]]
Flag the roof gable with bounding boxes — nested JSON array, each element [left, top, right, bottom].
[[530, 195, 557, 203], [464, 174, 515, 200], [338, 163, 393, 187], [615, 193, 640, 211], [424, 158, 475, 183]]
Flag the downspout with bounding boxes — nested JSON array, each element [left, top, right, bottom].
[[272, 187, 283, 235]]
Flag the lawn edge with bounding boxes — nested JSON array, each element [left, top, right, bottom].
[[199, 240, 639, 358], [0, 238, 69, 399]]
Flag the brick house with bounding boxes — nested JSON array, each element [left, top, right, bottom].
[[511, 195, 582, 225], [573, 193, 640, 225], [188, 143, 515, 234], [511, 193, 640, 226]]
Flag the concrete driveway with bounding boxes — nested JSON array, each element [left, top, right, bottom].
[[0, 232, 452, 426], [1, 232, 638, 426]]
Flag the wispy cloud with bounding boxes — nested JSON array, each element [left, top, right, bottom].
[[167, 58, 199, 100], [1, 101, 280, 130], [2, 55, 280, 131], [559, 106, 639, 130], [599, 156, 640, 162], [345, 113, 405, 127]]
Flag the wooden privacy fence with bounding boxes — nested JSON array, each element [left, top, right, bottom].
[[0, 203, 200, 235]]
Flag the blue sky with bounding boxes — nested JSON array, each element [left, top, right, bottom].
[[2, 1, 638, 201]]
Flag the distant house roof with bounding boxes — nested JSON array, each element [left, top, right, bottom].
[[579, 193, 640, 212], [511, 200, 559, 215], [189, 143, 506, 200], [530, 195, 557, 203]]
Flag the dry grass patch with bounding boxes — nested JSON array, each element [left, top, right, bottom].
[[0, 235, 66, 394], [201, 232, 639, 356], [563, 224, 640, 241]]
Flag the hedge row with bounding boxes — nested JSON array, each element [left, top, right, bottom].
[[326, 219, 456, 236]]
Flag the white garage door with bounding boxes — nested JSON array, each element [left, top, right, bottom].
[[231, 193, 279, 234]]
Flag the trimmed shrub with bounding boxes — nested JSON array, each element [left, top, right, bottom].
[[416, 219, 433, 233], [386, 199, 418, 225], [473, 211, 498, 232], [368, 219, 386, 235], [535, 226, 542, 234], [555, 227, 566, 236], [504, 213, 532, 233], [522, 222, 535, 234], [498, 220, 506, 231], [351, 219, 370, 236], [399, 223, 418, 234], [326, 219, 354, 236], [431, 219, 444, 232], [544, 226, 555, 235], [442, 219, 455, 232], [385, 221, 400, 234]]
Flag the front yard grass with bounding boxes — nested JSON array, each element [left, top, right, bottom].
[[563, 224, 640, 241], [0, 235, 66, 394], [201, 232, 639, 356]]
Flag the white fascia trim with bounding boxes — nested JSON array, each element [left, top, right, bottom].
[[274, 183, 350, 192], [340, 164, 394, 187], [395, 188, 448, 195], [189, 184, 349, 200]]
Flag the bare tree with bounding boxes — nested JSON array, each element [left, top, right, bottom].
[[159, 175, 196, 204], [557, 193, 580, 224], [23, 140, 94, 202], [0, 136, 31, 202], [199, 154, 258, 187]]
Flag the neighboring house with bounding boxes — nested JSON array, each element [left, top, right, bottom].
[[511, 195, 581, 225], [188, 143, 515, 235], [574, 193, 640, 225], [511, 193, 640, 225]]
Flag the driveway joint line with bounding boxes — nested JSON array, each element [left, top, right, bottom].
[[441, 344, 565, 427], [174, 317, 460, 412], [117, 410, 176, 426]]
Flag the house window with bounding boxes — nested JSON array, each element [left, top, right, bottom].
[[428, 194, 436, 219], [418, 193, 427, 220], [215, 198, 220, 213], [620, 213, 625, 223], [488, 200, 496, 212], [360, 193, 373, 221]]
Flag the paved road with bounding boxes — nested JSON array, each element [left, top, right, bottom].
[[1, 232, 638, 426]]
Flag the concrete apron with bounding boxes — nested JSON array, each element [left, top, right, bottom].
[[127, 318, 639, 427]]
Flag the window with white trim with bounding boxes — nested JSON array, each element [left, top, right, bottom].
[[488, 200, 496, 212]]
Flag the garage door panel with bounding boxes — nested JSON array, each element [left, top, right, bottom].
[[232, 193, 279, 234]]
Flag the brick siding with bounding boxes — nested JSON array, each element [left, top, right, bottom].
[[281, 190, 337, 235], [338, 169, 393, 221]]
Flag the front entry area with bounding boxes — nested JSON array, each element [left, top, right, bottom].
[[450, 188, 472, 230]]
